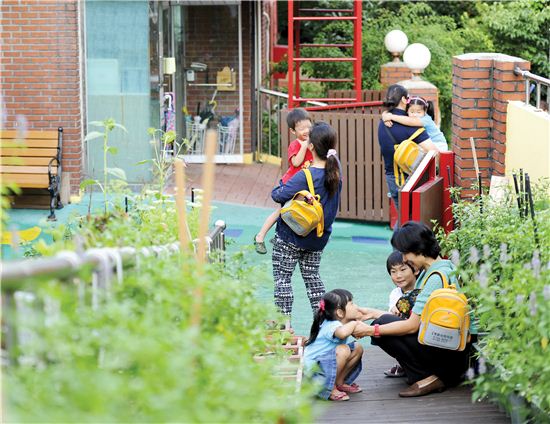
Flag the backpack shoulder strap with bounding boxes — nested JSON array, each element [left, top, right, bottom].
[[303, 168, 315, 196], [419, 269, 449, 290], [406, 127, 425, 143], [382, 121, 399, 144]]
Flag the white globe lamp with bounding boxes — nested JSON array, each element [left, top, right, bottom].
[[384, 30, 408, 62], [403, 43, 431, 80]]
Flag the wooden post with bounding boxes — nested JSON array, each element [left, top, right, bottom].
[[191, 129, 217, 329], [196, 129, 217, 266], [174, 159, 191, 254]]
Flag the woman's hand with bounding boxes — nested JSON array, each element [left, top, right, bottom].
[[390, 306, 399, 316], [353, 321, 373, 339]]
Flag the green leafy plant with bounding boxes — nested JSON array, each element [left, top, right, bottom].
[[82, 118, 128, 214], [137, 128, 189, 202], [436, 179, 550, 419]]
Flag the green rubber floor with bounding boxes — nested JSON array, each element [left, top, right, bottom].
[[4, 200, 394, 336]]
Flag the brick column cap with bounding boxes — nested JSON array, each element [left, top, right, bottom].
[[454, 52, 529, 64], [381, 61, 409, 69], [398, 78, 438, 91]]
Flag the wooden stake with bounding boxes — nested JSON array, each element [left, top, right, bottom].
[[469, 137, 480, 178], [191, 129, 217, 329], [174, 158, 191, 254], [196, 128, 218, 266]]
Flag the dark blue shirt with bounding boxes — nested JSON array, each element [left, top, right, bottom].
[[378, 108, 430, 175], [272, 166, 342, 251]]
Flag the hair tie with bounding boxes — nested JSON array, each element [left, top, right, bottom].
[[326, 149, 337, 159], [318, 299, 325, 312]]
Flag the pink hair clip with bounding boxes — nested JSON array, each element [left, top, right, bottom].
[[319, 299, 325, 312]]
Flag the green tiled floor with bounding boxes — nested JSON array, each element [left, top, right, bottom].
[[4, 200, 394, 336]]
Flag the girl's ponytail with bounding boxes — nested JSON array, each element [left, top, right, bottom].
[[306, 306, 325, 346], [325, 154, 340, 197], [309, 122, 340, 197], [426, 100, 435, 121]]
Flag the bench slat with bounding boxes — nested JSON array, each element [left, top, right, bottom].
[[3, 173, 50, 188], [1, 166, 57, 174], [0, 130, 58, 140], [1, 148, 58, 157], [0, 157, 53, 166], [1, 139, 59, 148]]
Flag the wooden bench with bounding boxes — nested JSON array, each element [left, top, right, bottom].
[[1, 128, 63, 220]]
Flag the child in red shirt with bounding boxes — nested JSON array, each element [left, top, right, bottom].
[[254, 108, 313, 254]]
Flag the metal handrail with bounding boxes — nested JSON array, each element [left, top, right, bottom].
[[514, 67, 550, 112], [258, 87, 327, 107], [0, 221, 227, 288]]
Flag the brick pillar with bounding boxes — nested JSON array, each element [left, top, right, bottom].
[[451, 53, 530, 198], [1, 0, 83, 195], [380, 61, 412, 87], [398, 79, 441, 126]]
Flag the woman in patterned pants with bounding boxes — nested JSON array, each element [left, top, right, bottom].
[[271, 122, 342, 325]]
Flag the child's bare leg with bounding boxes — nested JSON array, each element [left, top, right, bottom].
[[334, 344, 352, 386], [339, 344, 363, 384], [256, 206, 281, 242]]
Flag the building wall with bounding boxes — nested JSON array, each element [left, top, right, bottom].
[[1, 0, 83, 194], [505, 101, 550, 184], [184, 3, 253, 155]]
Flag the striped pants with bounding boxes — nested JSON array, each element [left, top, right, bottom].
[[272, 236, 326, 317]]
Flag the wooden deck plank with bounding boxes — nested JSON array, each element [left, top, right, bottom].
[[316, 347, 509, 423]]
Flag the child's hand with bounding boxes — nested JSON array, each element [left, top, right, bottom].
[[298, 138, 309, 148], [382, 112, 393, 127], [390, 306, 399, 316]]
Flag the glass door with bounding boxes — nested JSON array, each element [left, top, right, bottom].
[[171, 3, 244, 163]]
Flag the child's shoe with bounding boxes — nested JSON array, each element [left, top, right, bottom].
[[336, 383, 362, 393], [384, 364, 405, 378], [329, 389, 350, 401], [254, 235, 267, 254]]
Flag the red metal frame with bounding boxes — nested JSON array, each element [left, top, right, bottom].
[[287, 0, 362, 109]]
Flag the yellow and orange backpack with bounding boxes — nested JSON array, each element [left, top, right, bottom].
[[418, 270, 471, 351]]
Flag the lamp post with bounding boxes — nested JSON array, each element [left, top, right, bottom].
[[403, 43, 431, 80], [384, 30, 408, 63]]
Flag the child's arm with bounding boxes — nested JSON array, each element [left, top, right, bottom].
[[382, 112, 423, 128], [271, 171, 307, 204], [333, 321, 358, 340], [357, 306, 386, 321], [290, 139, 309, 168]]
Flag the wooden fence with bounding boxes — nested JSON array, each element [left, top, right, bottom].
[[280, 110, 390, 222]]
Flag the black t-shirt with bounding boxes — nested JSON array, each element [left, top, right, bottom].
[[378, 108, 430, 175]]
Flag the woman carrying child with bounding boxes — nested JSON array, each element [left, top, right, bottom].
[[354, 222, 476, 397], [304, 289, 363, 401], [271, 121, 342, 323], [378, 85, 438, 213], [382, 96, 448, 152], [254, 108, 313, 254]]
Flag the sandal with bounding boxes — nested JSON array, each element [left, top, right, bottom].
[[254, 235, 267, 254], [384, 364, 405, 378], [336, 383, 362, 393], [329, 390, 350, 401]]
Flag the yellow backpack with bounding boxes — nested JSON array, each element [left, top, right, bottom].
[[418, 270, 470, 351], [393, 127, 427, 186], [280, 168, 324, 237]]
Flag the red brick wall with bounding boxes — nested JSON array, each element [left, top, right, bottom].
[[184, 3, 253, 155], [1, 0, 83, 194], [380, 62, 411, 87], [451, 53, 530, 198]]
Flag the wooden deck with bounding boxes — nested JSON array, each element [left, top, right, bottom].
[[181, 162, 282, 208], [316, 347, 509, 423]]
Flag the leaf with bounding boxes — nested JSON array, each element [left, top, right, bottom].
[[85, 131, 104, 141], [106, 167, 127, 180], [147, 127, 156, 136], [89, 121, 105, 128], [136, 159, 150, 165], [113, 123, 128, 133], [162, 131, 177, 145], [106, 146, 118, 155], [80, 179, 98, 190]]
